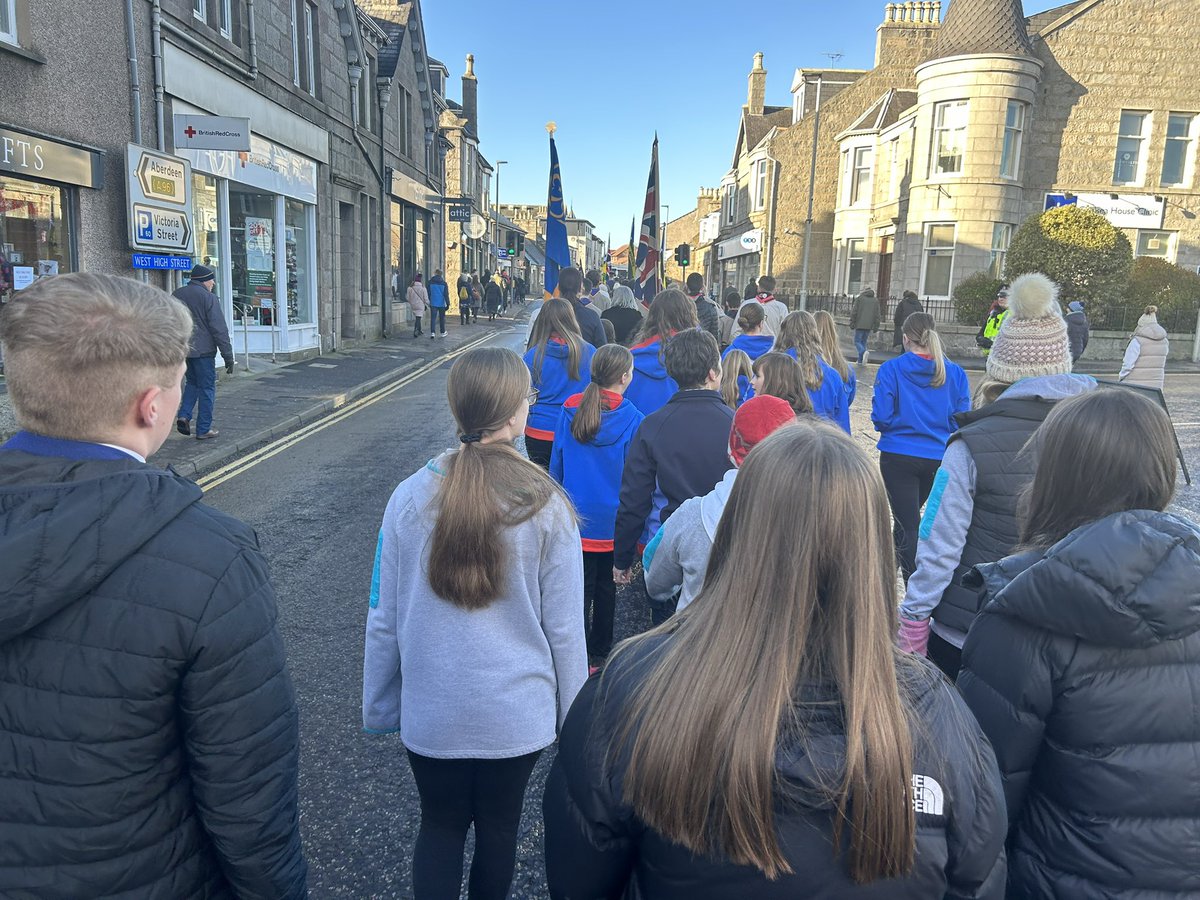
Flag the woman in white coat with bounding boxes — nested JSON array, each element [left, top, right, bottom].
[[1118, 305, 1169, 390]]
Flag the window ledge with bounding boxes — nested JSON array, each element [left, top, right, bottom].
[[0, 40, 47, 64]]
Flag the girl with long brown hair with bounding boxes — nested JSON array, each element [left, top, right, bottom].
[[625, 287, 699, 414], [550, 344, 644, 672], [813, 308, 857, 406], [363, 346, 586, 900], [959, 389, 1200, 899], [774, 310, 850, 431], [750, 350, 815, 417], [871, 312, 970, 582], [522, 297, 595, 469], [545, 421, 1006, 897]]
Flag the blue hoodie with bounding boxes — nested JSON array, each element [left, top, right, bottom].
[[871, 352, 971, 460], [523, 339, 596, 440], [783, 349, 850, 432], [550, 391, 645, 550], [625, 336, 677, 416]]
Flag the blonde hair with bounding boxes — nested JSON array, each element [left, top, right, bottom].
[[0, 273, 191, 441], [775, 311, 824, 390], [901, 312, 946, 388], [429, 348, 566, 609], [609, 422, 915, 882], [720, 349, 753, 409], [812, 310, 850, 382]]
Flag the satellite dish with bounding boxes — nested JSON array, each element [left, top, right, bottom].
[[465, 213, 487, 240]]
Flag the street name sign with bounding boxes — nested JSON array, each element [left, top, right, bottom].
[[131, 253, 193, 271], [172, 114, 252, 151]]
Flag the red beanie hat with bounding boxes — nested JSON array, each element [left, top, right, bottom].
[[729, 395, 796, 466]]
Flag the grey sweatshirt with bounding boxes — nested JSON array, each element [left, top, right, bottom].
[[363, 454, 588, 758], [645, 468, 737, 612], [900, 374, 1097, 648]]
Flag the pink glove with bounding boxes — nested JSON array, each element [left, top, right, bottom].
[[897, 617, 931, 656]]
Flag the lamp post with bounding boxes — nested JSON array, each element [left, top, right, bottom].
[[799, 73, 823, 311], [494, 160, 508, 274]]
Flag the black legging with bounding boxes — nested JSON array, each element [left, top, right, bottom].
[[878, 451, 940, 582], [524, 436, 553, 470], [583, 549, 616, 661], [407, 750, 541, 900]]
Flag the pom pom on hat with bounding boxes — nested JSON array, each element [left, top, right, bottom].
[[986, 272, 1073, 383], [729, 395, 796, 466]]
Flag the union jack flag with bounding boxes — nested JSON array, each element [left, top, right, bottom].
[[633, 136, 660, 302]]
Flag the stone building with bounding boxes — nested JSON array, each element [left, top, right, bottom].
[[2, 0, 447, 357], [663, 188, 721, 288], [705, 0, 1200, 315], [497, 202, 604, 273]]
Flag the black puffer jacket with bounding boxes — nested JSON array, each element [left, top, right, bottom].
[[0, 449, 306, 898], [544, 634, 1007, 899], [958, 510, 1200, 898]]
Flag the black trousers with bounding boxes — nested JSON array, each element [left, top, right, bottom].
[[928, 631, 963, 681], [407, 750, 541, 900], [583, 549, 616, 661], [524, 436, 553, 470], [413, 314, 423, 337], [879, 451, 940, 582]]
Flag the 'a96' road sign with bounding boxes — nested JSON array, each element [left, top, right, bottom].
[[126, 144, 194, 253]]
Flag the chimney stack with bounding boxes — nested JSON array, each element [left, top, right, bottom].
[[461, 53, 478, 136], [747, 52, 766, 116]]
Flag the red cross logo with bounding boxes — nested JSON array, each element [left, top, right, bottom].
[[184, 126, 197, 138]]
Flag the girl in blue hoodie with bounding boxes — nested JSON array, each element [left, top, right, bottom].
[[551, 344, 644, 670], [813, 309, 857, 407], [722, 303, 773, 404], [625, 288, 698, 415], [523, 299, 595, 468], [871, 312, 970, 582], [775, 311, 850, 433]]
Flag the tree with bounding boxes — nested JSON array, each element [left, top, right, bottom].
[[1004, 205, 1133, 312], [1127, 256, 1200, 313], [952, 271, 1005, 326]]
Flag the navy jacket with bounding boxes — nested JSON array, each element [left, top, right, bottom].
[[550, 392, 645, 550], [959, 510, 1200, 898], [572, 298, 608, 347], [612, 390, 734, 569], [174, 281, 233, 360], [545, 634, 1006, 900]]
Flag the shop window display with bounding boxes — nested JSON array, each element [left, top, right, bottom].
[[0, 176, 73, 300], [230, 187, 276, 325]]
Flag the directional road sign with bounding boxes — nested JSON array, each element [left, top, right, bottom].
[[126, 144, 194, 254], [131, 204, 192, 253]]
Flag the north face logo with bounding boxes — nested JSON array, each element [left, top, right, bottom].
[[912, 774, 944, 816]]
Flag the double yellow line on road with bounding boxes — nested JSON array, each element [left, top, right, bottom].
[[197, 330, 504, 492]]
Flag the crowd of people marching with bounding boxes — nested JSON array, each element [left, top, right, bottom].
[[0, 266, 1196, 900]]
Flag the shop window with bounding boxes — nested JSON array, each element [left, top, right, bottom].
[[844, 239, 865, 295], [1000, 101, 1026, 180], [932, 100, 968, 176], [285, 199, 313, 324], [230, 187, 277, 325], [990, 223, 1012, 279], [1136, 230, 1175, 261], [1113, 110, 1150, 186], [1, 0, 18, 44], [921, 223, 956, 297], [0, 176, 74, 298], [1161, 113, 1197, 187], [192, 173, 220, 280], [849, 146, 873, 206]]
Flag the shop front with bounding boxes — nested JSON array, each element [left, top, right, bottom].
[[389, 169, 435, 326], [179, 132, 319, 357], [0, 126, 102, 300], [716, 228, 763, 293]]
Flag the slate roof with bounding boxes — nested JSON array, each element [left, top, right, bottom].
[[741, 106, 792, 155], [930, 0, 1035, 60], [840, 89, 920, 138]]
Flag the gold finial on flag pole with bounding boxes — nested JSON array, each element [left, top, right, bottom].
[[546, 121, 557, 135]]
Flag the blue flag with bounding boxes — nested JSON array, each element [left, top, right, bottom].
[[544, 134, 571, 298]]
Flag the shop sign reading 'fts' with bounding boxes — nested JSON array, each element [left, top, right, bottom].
[[126, 144, 194, 254]]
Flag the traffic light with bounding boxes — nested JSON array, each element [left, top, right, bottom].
[[505, 231, 517, 252], [674, 243, 691, 267]]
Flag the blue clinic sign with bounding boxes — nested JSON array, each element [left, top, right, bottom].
[[131, 253, 193, 271]]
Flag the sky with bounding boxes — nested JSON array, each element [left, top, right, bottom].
[[421, 0, 1066, 245]]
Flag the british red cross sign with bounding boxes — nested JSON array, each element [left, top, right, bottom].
[[172, 114, 251, 152]]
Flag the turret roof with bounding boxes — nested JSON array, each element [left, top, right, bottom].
[[929, 0, 1035, 60]]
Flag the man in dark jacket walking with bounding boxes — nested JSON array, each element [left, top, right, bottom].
[[0, 273, 306, 898], [686, 272, 720, 340], [613, 329, 733, 623], [1065, 300, 1090, 362], [850, 287, 881, 364], [558, 266, 607, 347], [892, 290, 923, 348], [174, 263, 233, 440]]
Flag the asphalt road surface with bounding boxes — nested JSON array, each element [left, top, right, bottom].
[[203, 324, 1199, 898]]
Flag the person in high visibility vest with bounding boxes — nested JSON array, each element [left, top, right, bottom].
[[976, 287, 1010, 356]]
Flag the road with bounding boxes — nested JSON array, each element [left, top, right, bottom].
[[201, 323, 1199, 898]]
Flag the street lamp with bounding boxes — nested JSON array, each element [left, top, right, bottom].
[[494, 160, 508, 273]]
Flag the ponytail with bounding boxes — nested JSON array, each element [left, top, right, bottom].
[[571, 343, 634, 444], [902, 312, 945, 388]]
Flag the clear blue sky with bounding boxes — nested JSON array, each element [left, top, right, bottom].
[[422, 0, 1064, 245]]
